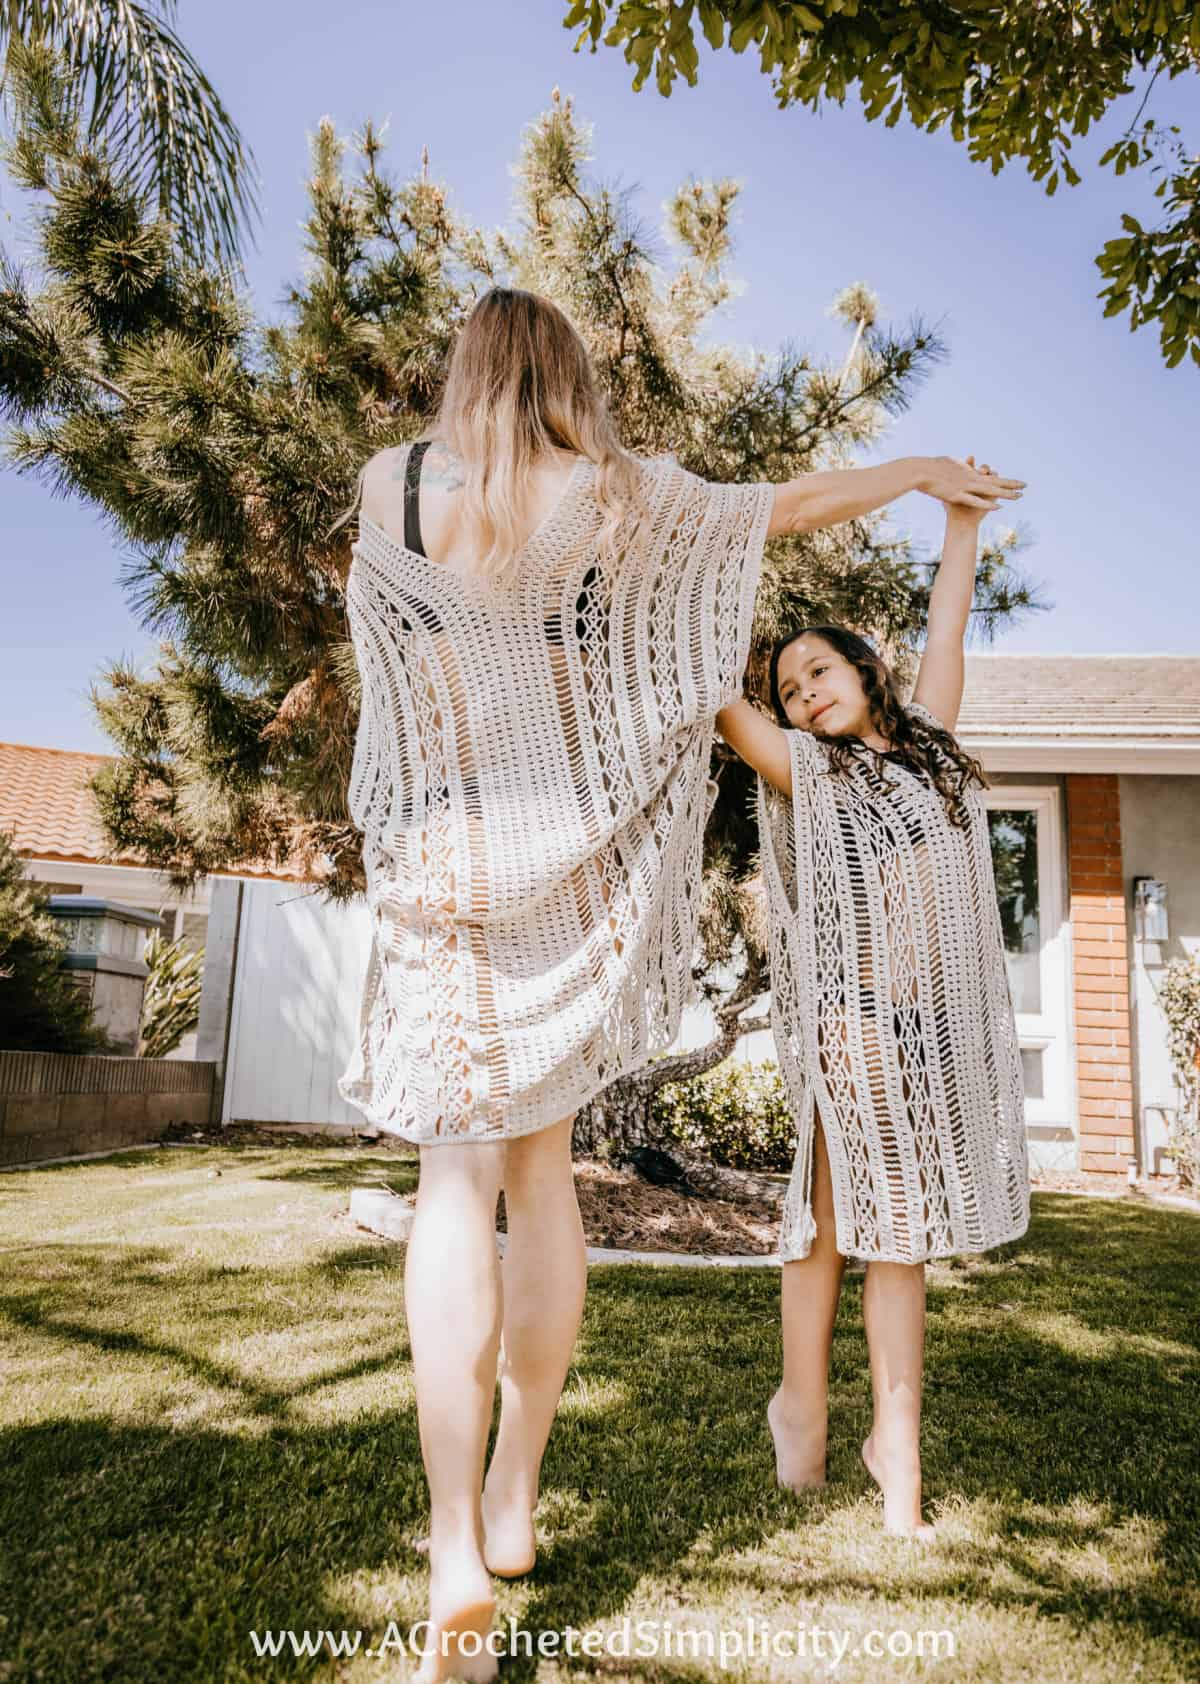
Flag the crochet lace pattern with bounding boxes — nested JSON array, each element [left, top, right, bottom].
[[758, 703, 1031, 1263], [340, 451, 774, 1144]]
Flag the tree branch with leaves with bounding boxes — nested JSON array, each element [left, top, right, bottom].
[[1, 0, 257, 262], [564, 0, 1200, 368]]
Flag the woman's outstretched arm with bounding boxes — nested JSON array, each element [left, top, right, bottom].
[[912, 456, 1001, 733], [767, 455, 1024, 537], [716, 697, 793, 797]]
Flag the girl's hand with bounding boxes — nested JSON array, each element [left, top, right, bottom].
[[922, 454, 1022, 514], [935, 455, 1003, 524]]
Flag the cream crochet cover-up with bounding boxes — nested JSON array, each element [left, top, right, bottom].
[[340, 450, 775, 1145], [758, 706, 1031, 1264]]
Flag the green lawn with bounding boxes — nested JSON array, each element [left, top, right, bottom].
[[1, 1142, 1198, 1683]]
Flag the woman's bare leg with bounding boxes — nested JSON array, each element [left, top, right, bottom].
[[405, 1138, 505, 1683], [771, 1118, 846, 1490], [482, 1115, 586, 1575], [861, 1259, 933, 1537]]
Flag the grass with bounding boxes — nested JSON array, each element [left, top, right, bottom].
[[1, 1141, 1198, 1683]]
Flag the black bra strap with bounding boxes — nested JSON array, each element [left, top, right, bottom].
[[404, 440, 432, 558]]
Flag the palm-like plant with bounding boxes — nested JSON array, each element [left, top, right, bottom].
[[137, 928, 203, 1058], [0, 0, 257, 261]]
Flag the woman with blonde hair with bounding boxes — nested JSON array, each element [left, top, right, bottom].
[[340, 286, 1023, 1680]]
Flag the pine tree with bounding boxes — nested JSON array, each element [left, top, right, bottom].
[[0, 54, 1039, 1138], [0, 832, 113, 1053]]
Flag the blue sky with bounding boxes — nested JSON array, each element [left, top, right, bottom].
[[2, 0, 1197, 753]]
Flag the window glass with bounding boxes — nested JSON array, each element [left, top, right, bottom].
[[988, 808, 1042, 1014]]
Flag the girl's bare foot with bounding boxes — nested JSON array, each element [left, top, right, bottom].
[[767, 1389, 828, 1491], [861, 1433, 935, 1538], [412, 1549, 497, 1684], [480, 1483, 537, 1578]]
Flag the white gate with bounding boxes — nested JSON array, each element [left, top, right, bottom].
[[222, 881, 372, 1125]]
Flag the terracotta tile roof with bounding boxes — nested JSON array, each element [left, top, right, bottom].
[[0, 742, 305, 881], [958, 655, 1200, 740], [0, 741, 135, 866]]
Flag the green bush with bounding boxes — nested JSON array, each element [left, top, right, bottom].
[[0, 832, 112, 1054], [652, 1058, 797, 1172]]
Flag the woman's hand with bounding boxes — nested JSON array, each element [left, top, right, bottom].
[[766, 451, 1023, 538], [934, 455, 1004, 526], [921, 454, 1023, 513]]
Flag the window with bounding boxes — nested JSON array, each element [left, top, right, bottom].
[[984, 787, 1071, 1151], [988, 808, 1042, 1014]]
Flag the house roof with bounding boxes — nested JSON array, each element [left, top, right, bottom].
[[957, 655, 1200, 772], [959, 655, 1200, 738], [0, 741, 135, 868], [0, 742, 302, 880]]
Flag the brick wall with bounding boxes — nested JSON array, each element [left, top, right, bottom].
[[0, 1052, 215, 1168], [1066, 774, 1135, 1174]]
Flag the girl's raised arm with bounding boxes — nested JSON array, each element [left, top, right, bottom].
[[716, 697, 793, 797], [911, 456, 1003, 733]]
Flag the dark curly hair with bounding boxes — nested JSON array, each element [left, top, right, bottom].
[[767, 625, 988, 828]]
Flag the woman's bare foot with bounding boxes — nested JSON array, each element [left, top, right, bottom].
[[412, 1549, 497, 1684], [480, 1481, 537, 1577], [767, 1389, 828, 1491], [861, 1433, 935, 1538]]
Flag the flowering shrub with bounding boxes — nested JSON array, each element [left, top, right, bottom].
[[1160, 955, 1200, 1187]]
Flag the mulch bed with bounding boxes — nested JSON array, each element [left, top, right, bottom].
[[526, 1158, 782, 1256]]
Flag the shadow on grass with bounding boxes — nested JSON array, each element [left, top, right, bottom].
[[1, 1143, 421, 1199], [0, 1195, 1197, 1680], [0, 1243, 411, 1422]]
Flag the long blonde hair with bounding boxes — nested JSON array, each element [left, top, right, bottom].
[[428, 287, 645, 580]]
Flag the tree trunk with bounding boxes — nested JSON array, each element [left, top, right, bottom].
[[571, 968, 767, 1157]]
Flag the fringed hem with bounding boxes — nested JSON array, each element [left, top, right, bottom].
[[778, 1210, 1032, 1267]]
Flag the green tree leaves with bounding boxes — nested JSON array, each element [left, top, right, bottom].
[[564, 0, 1200, 366]]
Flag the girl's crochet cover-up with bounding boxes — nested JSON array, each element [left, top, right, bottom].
[[758, 703, 1031, 1263], [340, 451, 774, 1145]]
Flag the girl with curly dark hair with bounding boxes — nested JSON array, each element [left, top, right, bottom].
[[717, 458, 1031, 1538]]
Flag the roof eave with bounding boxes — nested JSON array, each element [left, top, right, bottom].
[[961, 736, 1200, 774]]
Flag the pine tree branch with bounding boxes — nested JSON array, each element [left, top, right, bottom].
[[789, 332, 940, 447], [85, 367, 132, 404]]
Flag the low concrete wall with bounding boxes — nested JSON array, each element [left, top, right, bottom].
[[0, 1051, 216, 1167]]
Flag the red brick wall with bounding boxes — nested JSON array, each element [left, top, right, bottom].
[[1066, 774, 1135, 1174]]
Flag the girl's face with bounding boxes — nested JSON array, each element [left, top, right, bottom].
[[775, 635, 873, 737]]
